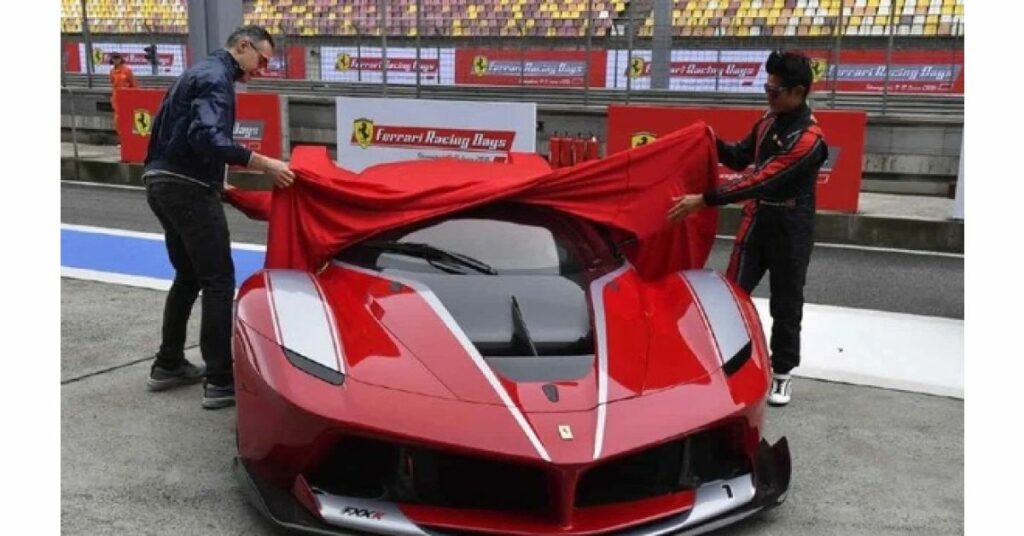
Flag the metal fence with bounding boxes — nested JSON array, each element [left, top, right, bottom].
[[61, 1, 964, 114]]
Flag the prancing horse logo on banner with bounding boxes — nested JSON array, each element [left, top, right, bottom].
[[133, 109, 153, 136], [809, 58, 828, 83], [92, 47, 104, 65], [630, 131, 656, 148], [472, 55, 489, 76], [352, 118, 374, 149], [335, 52, 353, 72], [627, 56, 646, 79]]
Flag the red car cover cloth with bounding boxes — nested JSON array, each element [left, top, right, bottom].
[[226, 122, 720, 280]]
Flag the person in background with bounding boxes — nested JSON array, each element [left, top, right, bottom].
[[108, 52, 137, 138], [668, 50, 828, 407]]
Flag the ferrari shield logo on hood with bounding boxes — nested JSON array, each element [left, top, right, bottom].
[[352, 118, 374, 149]]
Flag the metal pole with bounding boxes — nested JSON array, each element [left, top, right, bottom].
[[356, 23, 363, 83], [280, 95, 291, 159], [949, 19, 960, 92], [80, 0, 94, 88], [882, 5, 895, 115], [415, 0, 422, 98], [626, 13, 633, 104], [829, 0, 845, 109], [584, 0, 594, 105], [612, 23, 619, 89], [519, 21, 526, 89], [61, 34, 68, 88], [148, 24, 158, 76], [67, 88, 83, 180], [379, 0, 388, 96], [715, 48, 722, 93], [279, 23, 289, 78]]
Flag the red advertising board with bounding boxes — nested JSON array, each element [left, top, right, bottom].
[[456, 48, 607, 88], [113, 88, 283, 164], [805, 48, 963, 94], [607, 105, 866, 213]]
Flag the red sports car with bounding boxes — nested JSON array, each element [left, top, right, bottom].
[[232, 200, 790, 536]]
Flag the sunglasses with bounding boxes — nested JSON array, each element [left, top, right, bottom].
[[243, 40, 271, 69], [764, 83, 789, 98]]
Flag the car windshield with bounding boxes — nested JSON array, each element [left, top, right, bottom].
[[336, 203, 623, 276]]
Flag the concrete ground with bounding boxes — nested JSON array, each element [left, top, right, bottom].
[[61, 277, 963, 536]]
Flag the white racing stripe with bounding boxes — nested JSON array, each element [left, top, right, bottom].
[[678, 270, 751, 367], [265, 270, 344, 373], [590, 264, 632, 460], [335, 262, 550, 461]]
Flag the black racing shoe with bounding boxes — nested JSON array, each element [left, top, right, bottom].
[[202, 381, 236, 410], [146, 360, 205, 392]]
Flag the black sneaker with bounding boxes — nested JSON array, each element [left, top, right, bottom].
[[202, 382, 236, 410], [147, 360, 205, 392]]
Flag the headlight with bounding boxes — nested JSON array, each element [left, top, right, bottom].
[[283, 347, 345, 385]]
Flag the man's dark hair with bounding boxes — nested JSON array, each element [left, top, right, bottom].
[[109, 52, 123, 63], [226, 25, 275, 50], [766, 50, 813, 99]]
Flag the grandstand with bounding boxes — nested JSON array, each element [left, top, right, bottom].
[[61, 0, 964, 38]]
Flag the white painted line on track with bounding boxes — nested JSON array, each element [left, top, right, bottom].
[[61, 223, 267, 251], [62, 267, 171, 292], [752, 298, 964, 399], [62, 180, 145, 191], [715, 234, 963, 258]]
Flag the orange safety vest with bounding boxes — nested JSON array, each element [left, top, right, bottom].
[[109, 64, 137, 91]]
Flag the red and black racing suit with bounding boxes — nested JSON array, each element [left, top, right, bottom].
[[702, 104, 828, 375]]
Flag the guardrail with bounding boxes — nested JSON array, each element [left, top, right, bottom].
[[61, 74, 964, 119]]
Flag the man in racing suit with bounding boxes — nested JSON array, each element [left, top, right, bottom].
[[669, 51, 828, 406]]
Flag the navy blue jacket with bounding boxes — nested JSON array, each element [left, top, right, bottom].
[[144, 49, 253, 189]]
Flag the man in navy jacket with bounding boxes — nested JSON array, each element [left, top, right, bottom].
[[142, 25, 294, 409]]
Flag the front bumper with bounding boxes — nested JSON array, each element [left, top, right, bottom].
[[235, 437, 790, 536]]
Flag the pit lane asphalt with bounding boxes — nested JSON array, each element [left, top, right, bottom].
[[61, 181, 964, 319], [61, 276, 963, 536]]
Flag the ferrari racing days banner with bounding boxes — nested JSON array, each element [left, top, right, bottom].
[[805, 49, 964, 94], [605, 48, 963, 95], [605, 49, 771, 92], [455, 48, 607, 88], [319, 46, 455, 85], [336, 97, 536, 172], [74, 42, 187, 77]]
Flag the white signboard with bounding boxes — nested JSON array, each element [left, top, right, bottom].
[[336, 97, 536, 172], [606, 49, 770, 93], [320, 46, 455, 85], [78, 42, 187, 77]]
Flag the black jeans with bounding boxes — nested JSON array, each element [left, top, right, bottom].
[[726, 200, 815, 375], [145, 178, 235, 385]]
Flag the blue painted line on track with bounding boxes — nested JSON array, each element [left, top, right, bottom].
[[61, 228, 265, 285]]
